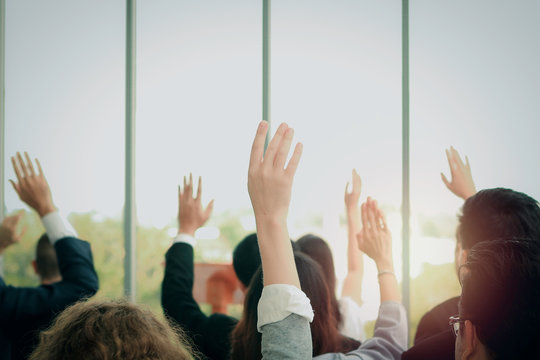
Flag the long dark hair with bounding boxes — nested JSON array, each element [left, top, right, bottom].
[[296, 234, 342, 327], [230, 252, 358, 359]]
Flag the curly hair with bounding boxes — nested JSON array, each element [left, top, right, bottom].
[[29, 298, 196, 360]]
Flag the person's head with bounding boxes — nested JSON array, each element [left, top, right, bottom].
[[29, 298, 195, 360], [231, 252, 352, 360], [32, 234, 61, 285], [296, 234, 341, 326], [232, 233, 261, 289], [455, 239, 540, 360], [454, 188, 540, 271]]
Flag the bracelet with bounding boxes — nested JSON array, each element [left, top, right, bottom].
[[377, 270, 395, 278]]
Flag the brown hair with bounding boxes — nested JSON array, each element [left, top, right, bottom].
[[29, 298, 196, 360], [230, 252, 359, 359], [296, 234, 342, 327], [35, 234, 60, 281]]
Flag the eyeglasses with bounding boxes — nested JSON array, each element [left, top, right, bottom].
[[449, 315, 466, 337]]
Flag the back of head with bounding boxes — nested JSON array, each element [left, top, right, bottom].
[[36, 234, 61, 281], [459, 188, 540, 250], [296, 234, 341, 326], [232, 233, 261, 288], [460, 239, 540, 359], [231, 252, 343, 359], [29, 299, 194, 360]]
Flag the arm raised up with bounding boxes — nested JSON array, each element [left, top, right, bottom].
[[342, 169, 364, 305], [248, 121, 302, 288], [441, 146, 476, 200]]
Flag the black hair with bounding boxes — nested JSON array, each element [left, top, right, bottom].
[[460, 239, 540, 359], [36, 234, 61, 281], [458, 188, 540, 249]]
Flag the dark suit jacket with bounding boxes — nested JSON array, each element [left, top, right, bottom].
[[162, 243, 238, 360], [401, 296, 459, 360], [0, 237, 99, 360]]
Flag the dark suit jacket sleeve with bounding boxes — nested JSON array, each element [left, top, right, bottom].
[[161, 243, 237, 360], [414, 296, 459, 344], [0, 236, 99, 333]]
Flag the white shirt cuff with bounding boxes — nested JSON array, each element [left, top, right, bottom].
[[257, 284, 314, 332], [173, 233, 196, 247], [41, 211, 78, 243]]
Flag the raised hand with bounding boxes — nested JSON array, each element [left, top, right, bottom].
[[10, 153, 56, 217], [344, 169, 362, 213], [357, 197, 399, 303], [0, 211, 27, 254], [248, 122, 302, 222], [342, 169, 364, 303], [178, 174, 214, 236], [441, 146, 476, 200], [358, 198, 393, 272], [248, 121, 302, 287]]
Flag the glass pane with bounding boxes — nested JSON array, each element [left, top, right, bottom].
[[410, 0, 540, 340], [4, 1, 124, 298], [137, 0, 261, 314], [273, 0, 402, 334]]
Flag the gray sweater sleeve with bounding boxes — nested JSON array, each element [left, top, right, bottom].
[[314, 302, 408, 360], [261, 313, 313, 360]]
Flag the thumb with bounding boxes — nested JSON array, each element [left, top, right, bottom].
[[204, 199, 215, 218], [441, 172, 451, 189]]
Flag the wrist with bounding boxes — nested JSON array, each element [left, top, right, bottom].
[[178, 227, 196, 236], [375, 259, 394, 273], [37, 204, 56, 218]]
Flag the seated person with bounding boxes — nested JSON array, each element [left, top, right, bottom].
[[231, 252, 360, 359], [29, 298, 195, 360], [161, 175, 263, 360], [404, 149, 540, 360], [247, 122, 407, 359], [296, 169, 366, 341], [455, 239, 540, 359], [0, 152, 99, 360]]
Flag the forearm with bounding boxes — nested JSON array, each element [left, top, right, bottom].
[[256, 217, 300, 288], [346, 211, 363, 273]]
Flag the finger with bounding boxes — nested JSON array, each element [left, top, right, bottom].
[[451, 146, 465, 168], [196, 176, 202, 200], [445, 148, 453, 172], [345, 182, 350, 195], [441, 172, 451, 188], [15, 226, 28, 242], [183, 176, 187, 189], [249, 121, 269, 170], [264, 123, 288, 168], [367, 198, 378, 231], [377, 207, 388, 230], [9, 179, 21, 194], [35, 158, 45, 177], [284, 142, 303, 177], [24, 152, 36, 176], [465, 155, 471, 170], [274, 127, 294, 169], [178, 185, 182, 197], [352, 169, 361, 193], [204, 199, 215, 218], [16, 152, 29, 177], [361, 202, 368, 229], [11, 157, 23, 183], [189, 173, 194, 198]]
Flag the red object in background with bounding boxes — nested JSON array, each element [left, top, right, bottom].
[[193, 263, 244, 314]]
